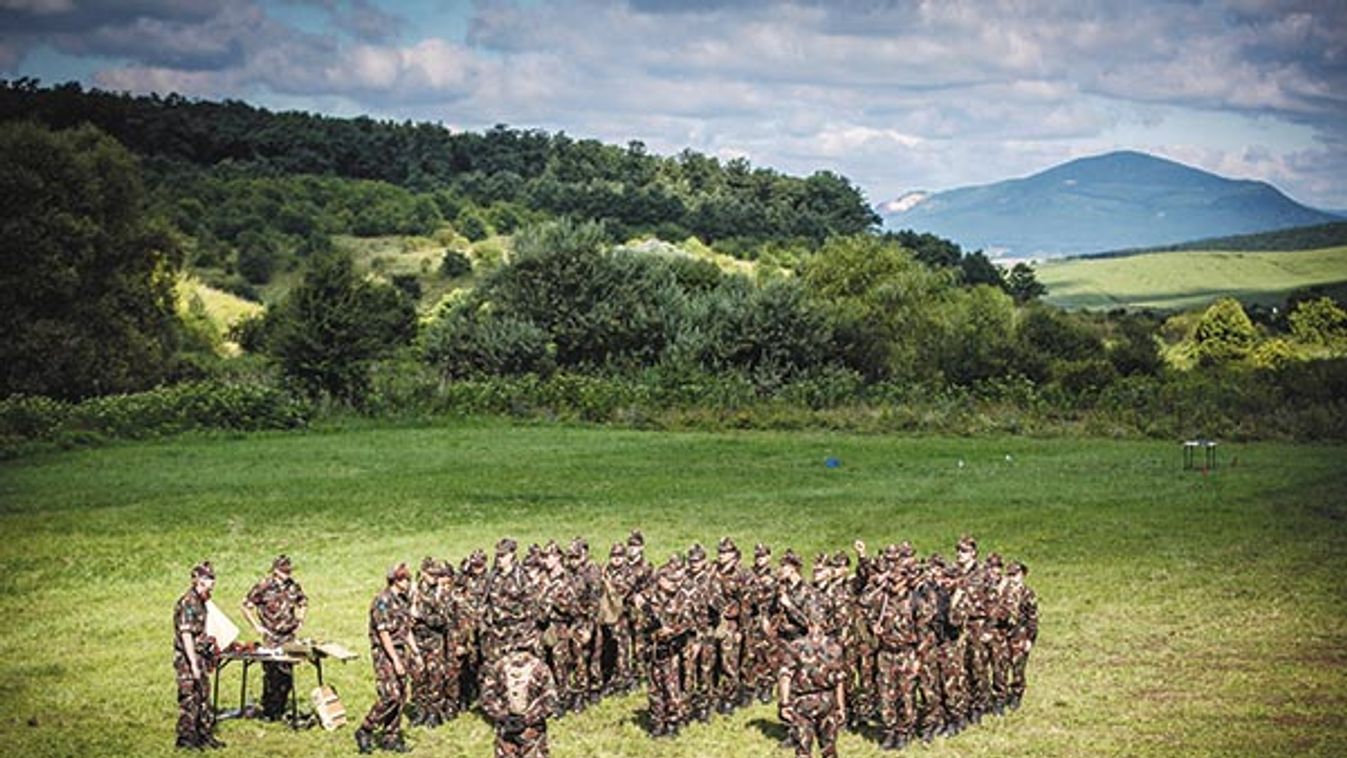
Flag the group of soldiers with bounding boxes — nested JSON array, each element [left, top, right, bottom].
[[173, 531, 1038, 757]]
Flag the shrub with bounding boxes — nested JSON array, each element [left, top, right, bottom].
[[440, 249, 473, 278]]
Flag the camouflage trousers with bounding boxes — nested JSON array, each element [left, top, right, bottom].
[[543, 623, 574, 712], [849, 640, 877, 721], [361, 650, 408, 742], [456, 637, 483, 709], [494, 723, 549, 758], [570, 621, 601, 698], [681, 633, 714, 716], [174, 655, 214, 745], [936, 637, 968, 723], [989, 628, 1012, 706], [914, 640, 945, 733], [261, 661, 294, 720], [784, 690, 841, 758], [964, 621, 993, 715], [1008, 633, 1032, 700], [714, 622, 744, 705], [601, 622, 634, 690], [647, 648, 684, 731], [745, 620, 775, 695], [876, 647, 919, 738], [411, 630, 451, 722]]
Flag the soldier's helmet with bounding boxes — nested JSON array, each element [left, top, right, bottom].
[[781, 549, 803, 570], [753, 542, 771, 559], [496, 537, 518, 555], [687, 543, 707, 564], [272, 554, 293, 573], [191, 561, 215, 580], [717, 537, 738, 556], [627, 529, 646, 548]]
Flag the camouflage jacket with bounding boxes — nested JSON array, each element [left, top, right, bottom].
[[368, 587, 413, 654], [1001, 580, 1039, 641], [540, 568, 581, 625], [711, 563, 753, 627], [747, 564, 778, 624], [871, 583, 920, 651], [647, 583, 695, 649], [452, 570, 488, 645], [244, 574, 307, 643], [412, 576, 453, 635], [819, 578, 856, 643], [485, 564, 537, 630], [600, 562, 634, 626], [785, 630, 846, 695], [173, 588, 211, 657], [481, 650, 558, 727], [570, 559, 602, 626], [772, 576, 819, 642], [684, 565, 715, 628]]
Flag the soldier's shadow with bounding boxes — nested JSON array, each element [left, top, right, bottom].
[[747, 717, 788, 742], [628, 707, 654, 733]]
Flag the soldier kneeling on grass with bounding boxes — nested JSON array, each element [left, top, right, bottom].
[[481, 629, 559, 758]]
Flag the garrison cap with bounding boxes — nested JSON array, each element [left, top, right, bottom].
[[570, 536, 588, 553], [781, 549, 802, 569], [609, 542, 625, 558], [830, 551, 851, 569], [496, 537, 518, 555], [687, 543, 707, 563], [272, 554, 293, 572], [718, 537, 738, 555], [957, 534, 978, 553], [1008, 561, 1028, 576], [986, 552, 1004, 569], [897, 541, 915, 559], [542, 540, 561, 558], [191, 561, 215, 580], [627, 529, 646, 547], [387, 562, 411, 583], [754, 543, 771, 558]]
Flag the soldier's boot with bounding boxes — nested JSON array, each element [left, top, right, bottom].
[[201, 734, 227, 750], [175, 735, 203, 751], [354, 728, 376, 754], [756, 683, 773, 703], [382, 734, 410, 753], [1008, 694, 1022, 710]]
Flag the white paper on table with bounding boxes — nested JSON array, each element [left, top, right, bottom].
[[205, 599, 240, 650]]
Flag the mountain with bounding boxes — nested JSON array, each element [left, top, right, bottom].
[[880, 150, 1341, 258]]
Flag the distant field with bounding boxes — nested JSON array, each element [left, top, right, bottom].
[[1, 420, 1344, 757], [1038, 246, 1347, 311]]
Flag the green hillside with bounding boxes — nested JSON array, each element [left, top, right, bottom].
[[1038, 246, 1347, 311]]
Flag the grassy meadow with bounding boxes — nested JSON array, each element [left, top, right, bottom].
[[0, 420, 1344, 757], [1038, 246, 1347, 311]]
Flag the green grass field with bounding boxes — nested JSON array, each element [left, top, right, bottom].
[[1038, 246, 1347, 311], [1, 420, 1344, 756]]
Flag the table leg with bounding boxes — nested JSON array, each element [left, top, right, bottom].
[[240, 660, 250, 715]]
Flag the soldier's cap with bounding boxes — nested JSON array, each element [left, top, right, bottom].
[[753, 542, 771, 558], [830, 551, 851, 568], [781, 549, 802, 569], [627, 529, 645, 547], [387, 562, 411, 584], [986, 552, 1004, 568], [272, 554, 293, 572], [687, 543, 707, 563], [717, 537, 738, 555], [420, 555, 437, 574], [957, 534, 978, 553], [881, 543, 901, 558], [609, 542, 625, 557], [897, 540, 915, 558], [436, 559, 455, 577], [1008, 561, 1028, 576], [570, 536, 588, 553], [660, 554, 686, 581], [496, 537, 518, 555], [928, 552, 947, 568], [191, 561, 215, 580], [542, 540, 561, 558]]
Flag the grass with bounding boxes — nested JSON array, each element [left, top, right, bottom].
[[1, 420, 1344, 757], [1038, 246, 1347, 311]]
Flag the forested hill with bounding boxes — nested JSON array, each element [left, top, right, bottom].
[[0, 79, 878, 249], [1078, 221, 1347, 259]]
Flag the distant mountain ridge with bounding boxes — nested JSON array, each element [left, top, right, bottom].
[[881, 150, 1341, 258]]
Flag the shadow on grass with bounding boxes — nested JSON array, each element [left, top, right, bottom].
[[747, 717, 788, 742]]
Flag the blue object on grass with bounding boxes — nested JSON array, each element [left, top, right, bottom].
[[825, 457, 841, 469]]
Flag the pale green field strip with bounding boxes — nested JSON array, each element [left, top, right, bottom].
[[1038, 246, 1347, 311], [0, 421, 1343, 756]]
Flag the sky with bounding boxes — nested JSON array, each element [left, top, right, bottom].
[[3, 0, 1345, 211]]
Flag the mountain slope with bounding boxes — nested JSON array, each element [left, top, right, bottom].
[[882, 151, 1340, 258]]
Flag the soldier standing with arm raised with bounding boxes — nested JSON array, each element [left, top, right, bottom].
[[241, 554, 307, 723]]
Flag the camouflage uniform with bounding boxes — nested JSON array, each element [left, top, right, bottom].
[[484, 539, 539, 662], [599, 543, 636, 694], [956, 537, 994, 722], [772, 551, 820, 734], [356, 565, 416, 753], [481, 640, 559, 758], [871, 567, 920, 750], [243, 556, 307, 721], [538, 542, 581, 718], [173, 563, 219, 749], [817, 552, 858, 727], [1003, 561, 1038, 709], [910, 561, 949, 740], [681, 543, 715, 723], [744, 544, 778, 702], [623, 531, 654, 684], [710, 538, 752, 712], [781, 615, 847, 758], [645, 556, 695, 737], [410, 558, 454, 726], [941, 559, 973, 732], [984, 553, 1012, 713], [453, 550, 489, 709]]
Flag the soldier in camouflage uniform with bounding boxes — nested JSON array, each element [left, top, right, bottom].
[[983, 552, 1011, 714], [564, 538, 603, 709], [772, 550, 819, 746], [241, 554, 307, 723], [1003, 561, 1038, 710], [409, 557, 453, 727], [481, 629, 558, 758], [538, 541, 580, 718], [939, 553, 973, 735], [744, 543, 777, 703], [870, 559, 920, 750], [355, 563, 420, 754], [780, 596, 847, 758], [644, 555, 694, 737], [710, 537, 752, 712], [623, 530, 654, 685], [681, 543, 715, 723], [485, 538, 539, 663], [453, 550, 489, 710], [910, 556, 949, 741], [816, 552, 858, 727], [174, 561, 222, 750], [955, 535, 994, 724], [599, 543, 636, 694]]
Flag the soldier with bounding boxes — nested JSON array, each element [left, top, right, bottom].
[[1003, 561, 1038, 711], [939, 554, 973, 736], [871, 561, 920, 751], [453, 550, 489, 710], [241, 554, 307, 723], [480, 629, 559, 758], [818, 552, 858, 728], [910, 557, 948, 742], [599, 542, 636, 694], [681, 543, 715, 723], [710, 537, 752, 712], [624, 530, 654, 685], [780, 599, 847, 758], [409, 557, 452, 727], [644, 555, 694, 738], [983, 552, 1011, 715], [355, 563, 420, 754], [772, 549, 818, 745], [955, 535, 993, 724], [484, 538, 538, 663], [538, 541, 580, 718], [565, 538, 603, 708], [174, 561, 222, 750], [744, 543, 778, 703]]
